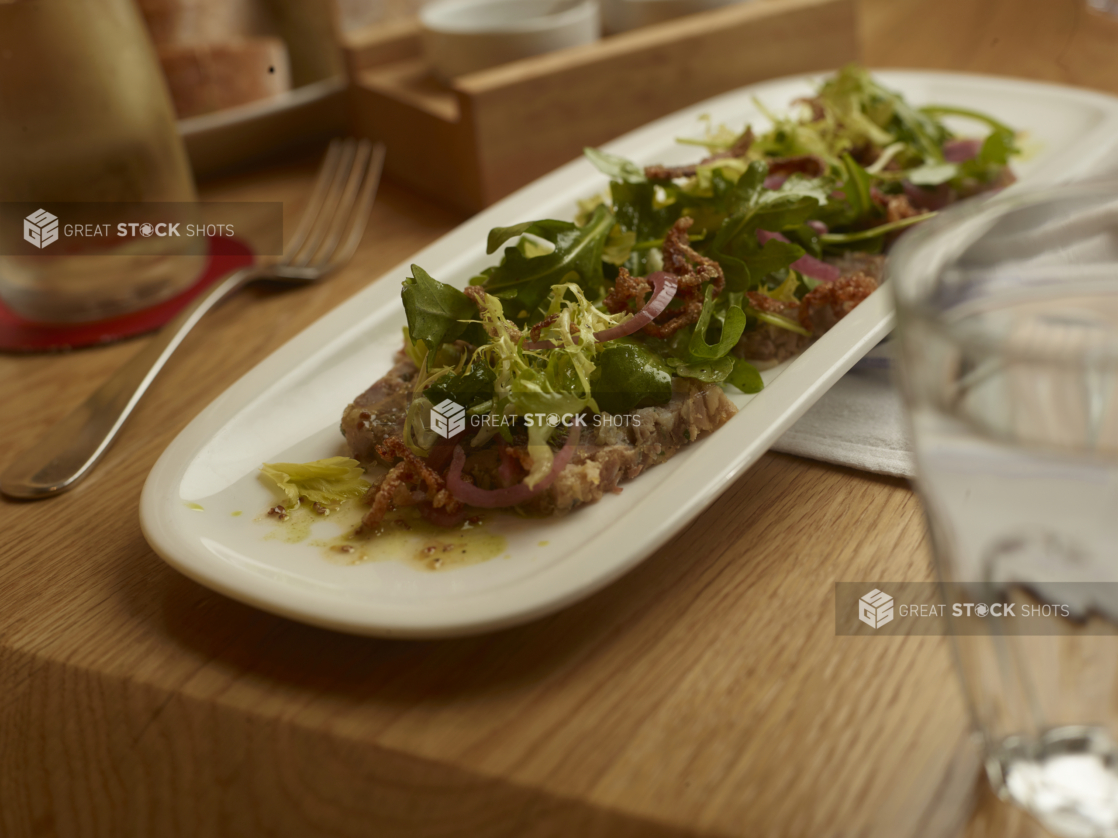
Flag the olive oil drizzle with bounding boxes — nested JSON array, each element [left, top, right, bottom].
[[260, 497, 506, 572]]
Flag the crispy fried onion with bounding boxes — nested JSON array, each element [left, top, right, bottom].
[[762, 154, 829, 189], [746, 291, 796, 315], [604, 217, 723, 338], [767, 154, 827, 178], [602, 267, 653, 315], [798, 272, 878, 333], [645, 127, 755, 181], [362, 436, 462, 528], [643, 217, 724, 338], [529, 312, 579, 343]]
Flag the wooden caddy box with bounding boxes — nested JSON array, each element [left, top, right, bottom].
[[342, 0, 859, 213]]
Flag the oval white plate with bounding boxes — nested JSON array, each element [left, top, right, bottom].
[[142, 71, 1118, 638]]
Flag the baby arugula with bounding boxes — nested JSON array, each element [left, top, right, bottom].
[[401, 265, 487, 368], [472, 204, 615, 323]]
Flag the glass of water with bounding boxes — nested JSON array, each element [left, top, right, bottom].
[[0, 0, 204, 323], [891, 182, 1118, 837]]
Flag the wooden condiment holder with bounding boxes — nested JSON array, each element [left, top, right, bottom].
[[342, 0, 858, 213]]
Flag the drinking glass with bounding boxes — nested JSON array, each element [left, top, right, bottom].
[[891, 183, 1118, 837], [0, 0, 204, 323]]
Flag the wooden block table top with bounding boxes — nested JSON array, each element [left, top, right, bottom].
[[3, 0, 1116, 835]]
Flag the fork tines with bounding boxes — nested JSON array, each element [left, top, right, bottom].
[[284, 138, 386, 271]]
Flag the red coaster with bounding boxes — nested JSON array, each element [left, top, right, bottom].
[[0, 236, 255, 353]]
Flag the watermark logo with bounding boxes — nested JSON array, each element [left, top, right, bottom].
[[23, 209, 59, 249], [836, 582, 1085, 635], [430, 399, 466, 439], [859, 589, 894, 629]]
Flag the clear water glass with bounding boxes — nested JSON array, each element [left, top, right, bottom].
[[891, 183, 1118, 837], [0, 0, 203, 323]]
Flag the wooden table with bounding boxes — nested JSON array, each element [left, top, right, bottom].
[[3, 1, 1116, 835]]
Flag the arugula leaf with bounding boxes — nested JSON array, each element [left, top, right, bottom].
[[487, 221, 536, 254], [821, 212, 934, 245], [706, 164, 826, 290], [584, 147, 647, 184], [611, 180, 683, 273], [919, 105, 1016, 136], [423, 359, 496, 408], [591, 340, 673, 413], [478, 204, 615, 322], [689, 287, 747, 360], [957, 126, 1017, 181], [977, 127, 1016, 167], [746, 307, 812, 336], [401, 265, 487, 366], [715, 251, 750, 293], [713, 167, 827, 253], [725, 358, 764, 394], [840, 153, 877, 219], [666, 355, 734, 383], [743, 238, 805, 281]]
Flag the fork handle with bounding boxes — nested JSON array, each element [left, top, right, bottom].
[[1, 267, 256, 499]]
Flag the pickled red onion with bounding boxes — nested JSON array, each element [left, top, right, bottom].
[[756, 230, 840, 282], [523, 272, 678, 350], [446, 426, 581, 508]]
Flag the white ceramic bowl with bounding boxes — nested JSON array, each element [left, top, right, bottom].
[[420, 0, 601, 81], [602, 0, 750, 34]]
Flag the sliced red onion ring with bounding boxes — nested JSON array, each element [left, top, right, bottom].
[[446, 425, 581, 508], [903, 180, 955, 211], [764, 173, 788, 190], [523, 272, 678, 350], [807, 220, 828, 236], [756, 230, 840, 283], [593, 271, 677, 342], [943, 138, 981, 163]]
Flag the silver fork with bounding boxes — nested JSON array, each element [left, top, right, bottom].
[[1, 138, 386, 500]]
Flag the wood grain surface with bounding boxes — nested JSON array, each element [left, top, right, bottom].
[[3, 0, 1117, 835]]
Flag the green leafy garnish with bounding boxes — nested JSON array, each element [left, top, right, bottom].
[[401, 265, 487, 368], [424, 359, 497, 408], [689, 286, 747, 360], [668, 355, 735, 383], [820, 212, 935, 245], [476, 204, 615, 320], [584, 147, 647, 184], [379, 66, 1023, 459], [591, 340, 673, 413], [610, 179, 683, 273], [726, 358, 764, 394]]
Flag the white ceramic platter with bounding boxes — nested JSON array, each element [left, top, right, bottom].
[[141, 71, 1118, 638]]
